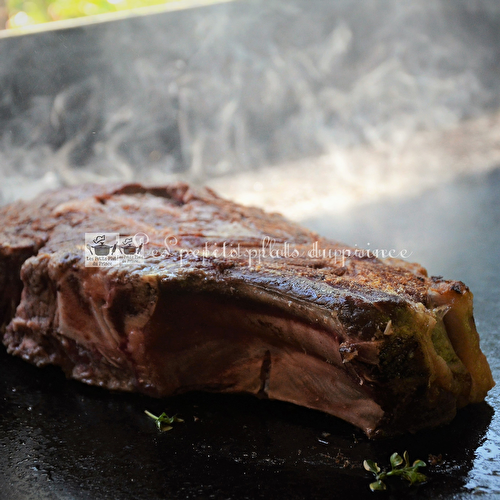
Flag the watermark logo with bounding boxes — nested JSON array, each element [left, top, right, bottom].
[[84, 232, 411, 268], [156, 236, 412, 267], [85, 233, 147, 267]]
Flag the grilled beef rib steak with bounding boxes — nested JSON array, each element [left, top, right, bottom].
[[0, 183, 494, 438]]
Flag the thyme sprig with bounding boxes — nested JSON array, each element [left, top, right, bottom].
[[145, 410, 184, 432], [363, 451, 427, 491]]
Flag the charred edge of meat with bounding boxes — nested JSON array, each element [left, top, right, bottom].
[[0, 246, 42, 334], [109, 183, 193, 206], [0, 183, 495, 440]]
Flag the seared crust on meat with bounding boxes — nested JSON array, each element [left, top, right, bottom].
[[0, 183, 494, 438]]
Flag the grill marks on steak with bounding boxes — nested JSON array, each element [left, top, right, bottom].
[[0, 183, 494, 438]]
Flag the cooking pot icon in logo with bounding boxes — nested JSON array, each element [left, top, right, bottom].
[[85, 233, 146, 267], [118, 237, 143, 255], [86, 235, 117, 256]]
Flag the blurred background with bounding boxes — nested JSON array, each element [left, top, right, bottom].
[[1, 0, 500, 221]]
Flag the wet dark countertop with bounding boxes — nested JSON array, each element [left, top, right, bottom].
[[1, 168, 500, 499]]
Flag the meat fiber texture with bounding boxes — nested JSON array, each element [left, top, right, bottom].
[[0, 183, 494, 438]]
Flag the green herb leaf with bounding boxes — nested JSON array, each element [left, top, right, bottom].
[[363, 459, 381, 474], [369, 480, 387, 491], [145, 410, 184, 432], [364, 451, 427, 491], [390, 452, 403, 468], [404, 470, 427, 485]]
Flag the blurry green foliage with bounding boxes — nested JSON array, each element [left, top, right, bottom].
[[6, 0, 178, 27]]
